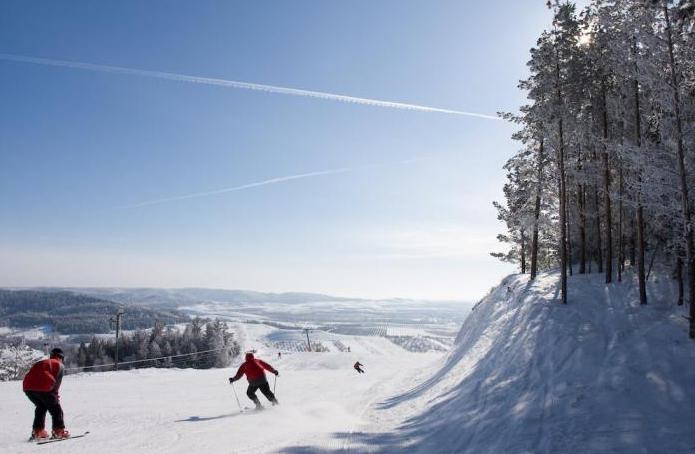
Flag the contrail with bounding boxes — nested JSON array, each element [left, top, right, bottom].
[[0, 53, 500, 120], [121, 168, 352, 209]]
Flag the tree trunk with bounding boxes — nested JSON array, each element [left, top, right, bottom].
[[618, 165, 624, 282], [530, 138, 545, 280], [664, 3, 695, 338], [677, 255, 684, 306], [567, 197, 573, 277], [630, 216, 636, 267], [633, 66, 647, 305], [637, 206, 647, 305], [555, 52, 567, 304], [559, 120, 568, 304], [593, 181, 603, 274], [602, 86, 613, 284], [520, 229, 527, 274], [579, 183, 587, 274]]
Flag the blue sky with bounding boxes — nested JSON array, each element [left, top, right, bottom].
[[0, 1, 573, 300]]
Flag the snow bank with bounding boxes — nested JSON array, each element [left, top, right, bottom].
[[331, 271, 695, 453]]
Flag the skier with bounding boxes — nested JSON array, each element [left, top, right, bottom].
[[229, 352, 279, 409], [353, 361, 365, 374], [23, 348, 70, 440]]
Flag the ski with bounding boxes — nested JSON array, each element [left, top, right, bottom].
[[36, 432, 89, 445], [241, 405, 275, 413]]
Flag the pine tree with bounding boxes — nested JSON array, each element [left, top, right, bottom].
[[494, 0, 695, 336]]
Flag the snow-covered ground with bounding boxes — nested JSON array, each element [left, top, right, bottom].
[[0, 325, 441, 453], [3, 271, 694, 453], [307, 271, 695, 453], [182, 298, 467, 351], [0, 326, 53, 340]]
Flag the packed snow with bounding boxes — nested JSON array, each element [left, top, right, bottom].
[[2, 271, 694, 453], [0, 326, 441, 453], [301, 271, 695, 453]]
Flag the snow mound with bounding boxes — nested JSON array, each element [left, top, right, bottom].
[[334, 271, 695, 454]]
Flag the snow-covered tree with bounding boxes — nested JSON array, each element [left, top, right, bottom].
[[0, 343, 44, 381], [494, 0, 695, 337]]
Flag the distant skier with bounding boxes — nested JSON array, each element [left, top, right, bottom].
[[23, 348, 70, 440], [353, 361, 365, 374], [229, 352, 279, 409], [277, 352, 282, 359]]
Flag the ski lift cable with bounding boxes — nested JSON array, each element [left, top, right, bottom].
[[65, 346, 228, 371]]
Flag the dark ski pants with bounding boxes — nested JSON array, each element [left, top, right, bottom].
[[354, 367, 365, 374], [247, 381, 277, 405], [25, 391, 65, 430]]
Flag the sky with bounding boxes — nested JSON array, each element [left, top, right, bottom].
[[0, 1, 581, 300]]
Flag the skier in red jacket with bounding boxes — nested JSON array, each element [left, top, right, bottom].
[[23, 348, 70, 440], [229, 352, 279, 409]]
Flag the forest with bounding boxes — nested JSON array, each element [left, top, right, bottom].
[[492, 1, 695, 337], [67, 318, 240, 372], [0, 290, 188, 334], [0, 318, 240, 380]]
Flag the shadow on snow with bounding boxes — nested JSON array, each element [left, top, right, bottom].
[[280, 271, 695, 453]]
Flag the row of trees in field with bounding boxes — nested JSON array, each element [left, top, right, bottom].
[[68, 318, 240, 371], [492, 1, 695, 337]]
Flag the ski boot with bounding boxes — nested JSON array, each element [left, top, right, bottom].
[[29, 429, 49, 441], [51, 428, 70, 439]]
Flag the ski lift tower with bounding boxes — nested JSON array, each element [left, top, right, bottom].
[[303, 327, 312, 352], [110, 309, 125, 371]]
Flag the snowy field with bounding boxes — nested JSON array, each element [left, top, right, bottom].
[[183, 298, 466, 354], [0, 326, 53, 340], [0, 327, 440, 453], [1, 296, 468, 354]]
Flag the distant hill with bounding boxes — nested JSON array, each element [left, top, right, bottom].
[[22, 287, 362, 309], [0, 290, 189, 334]]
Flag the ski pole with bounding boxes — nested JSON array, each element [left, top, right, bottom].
[[230, 381, 243, 412], [273, 374, 278, 395]]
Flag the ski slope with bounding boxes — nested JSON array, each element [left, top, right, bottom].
[[0, 329, 441, 453], [3, 271, 694, 453], [304, 271, 695, 453]]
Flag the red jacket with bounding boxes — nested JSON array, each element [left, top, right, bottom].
[[23, 358, 64, 393], [233, 354, 276, 385]]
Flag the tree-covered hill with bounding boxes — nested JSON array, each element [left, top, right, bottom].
[[0, 290, 189, 334]]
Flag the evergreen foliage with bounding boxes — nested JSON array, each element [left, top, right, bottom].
[[0, 290, 188, 334], [67, 318, 240, 371], [495, 0, 695, 335], [0, 343, 44, 381]]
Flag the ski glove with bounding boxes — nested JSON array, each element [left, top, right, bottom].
[[228, 377, 235, 384], [274, 370, 279, 376]]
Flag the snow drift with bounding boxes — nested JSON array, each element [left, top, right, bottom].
[[327, 271, 695, 454]]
